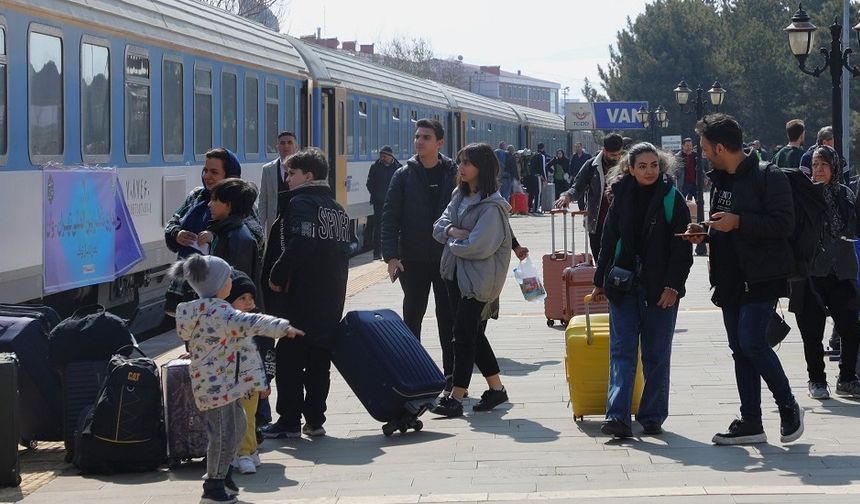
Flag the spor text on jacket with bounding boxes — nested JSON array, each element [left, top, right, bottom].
[[593, 174, 693, 305], [268, 182, 350, 348], [433, 190, 513, 320], [381, 154, 457, 263], [175, 298, 292, 411]]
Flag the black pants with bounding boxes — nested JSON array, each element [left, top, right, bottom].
[[588, 222, 603, 261], [274, 335, 332, 430], [445, 279, 500, 389], [400, 260, 454, 377], [794, 275, 860, 383], [371, 204, 383, 257], [526, 175, 541, 212]]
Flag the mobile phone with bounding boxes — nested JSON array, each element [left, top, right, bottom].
[[674, 232, 708, 237]]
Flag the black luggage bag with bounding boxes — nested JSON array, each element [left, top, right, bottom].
[[333, 310, 446, 436], [49, 305, 136, 367], [0, 316, 63, 445], [61, 360, 110, 461], [0, 353, 21, 487]]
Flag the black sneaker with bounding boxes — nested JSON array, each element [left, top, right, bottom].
[[431, 396, 463, 417], [641, 422, 663, 435], [472, 388, 508, 412], [600, 418, 633, 438], [779, 401, 804, 443], [260, 421, 301, 439], [201, 479, 237, 504], [224, 467, 239, 497], [712, 418, 767, 445]]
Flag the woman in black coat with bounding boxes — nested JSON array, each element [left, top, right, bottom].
[[591, 142, 693, 438]]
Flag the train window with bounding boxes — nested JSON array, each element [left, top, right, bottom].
[[194, 66, 212, 157], [221, 72, 237, 152], [488, 123, 493, 132], [28, 29, 64, 159], [284, 84, 296, 136], [381, 106, 389, 150], [358, 100, 367, 157], [401, 108, 409, 156], [0, 25, 7, 158], [391, 106, 399, 153], [410, 110, 418, 123], [244, 75, 258, 155], [371, 103, 379, 155], [81, 41, 110, 160], [470, 120, 476, 130], [162, 58, 183, 159], [392, 107, 400, 120], [346, 98, 354, 156], [125, 47, 150, 160], [265, 81, 278, 157], [337, 100, 345, 156]]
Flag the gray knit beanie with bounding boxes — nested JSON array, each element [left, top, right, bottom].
[[169, 255, 233, 299]]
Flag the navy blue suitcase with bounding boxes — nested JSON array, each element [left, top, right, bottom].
[[0, 316, 63, 445], [62, 360, 109, 461], [334, 310, 445, 436]]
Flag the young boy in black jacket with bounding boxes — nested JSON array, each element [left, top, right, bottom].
[[261, 149, 350, 439], [205, 178, 264, 283]]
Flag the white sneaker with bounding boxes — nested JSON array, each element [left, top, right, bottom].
[[236, 456, 256, 474], [249, 451, 261, 467]]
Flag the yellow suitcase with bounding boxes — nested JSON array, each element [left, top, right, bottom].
[[565, 295, 644, 421]]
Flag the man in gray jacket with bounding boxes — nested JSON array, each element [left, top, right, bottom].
[[554, 133, 623, 259], [258, 131, 299, 238]]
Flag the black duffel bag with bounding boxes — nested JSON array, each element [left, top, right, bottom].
[[49, 305, 136, 367]]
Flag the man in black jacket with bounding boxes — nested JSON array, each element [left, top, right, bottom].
[[261, 148, 350, 439], [684, 114, 804, 446], [527, 143, 549, 213], [366, 146, 401, 260], [381, 118, 456, 385]]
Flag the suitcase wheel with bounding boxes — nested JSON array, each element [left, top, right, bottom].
[[21, 439, 37, 450], [546, 319, 555, 327], [382, 419, 423, 436], [382, 423, 397, 437]]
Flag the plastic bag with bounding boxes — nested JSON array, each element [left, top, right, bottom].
[[512, 257, 546, 303]]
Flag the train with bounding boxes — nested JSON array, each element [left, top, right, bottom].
[[0, 0, 598, 333]]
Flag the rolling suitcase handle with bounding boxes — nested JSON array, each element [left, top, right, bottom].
[[583, 294, 594, 345], [549, 209, 568, 258], [568, 210, 588, 267]]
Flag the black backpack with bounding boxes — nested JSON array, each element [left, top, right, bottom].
[[73, 348, 165, 474], [756, 161, 827, 279]]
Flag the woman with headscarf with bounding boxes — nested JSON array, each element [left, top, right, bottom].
[[792, 145, 860, 400], [163, 148, 263, 315]]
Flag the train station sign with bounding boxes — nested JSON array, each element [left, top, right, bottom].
[[565, 101, 649, 131]]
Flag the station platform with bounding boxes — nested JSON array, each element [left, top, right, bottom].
[[4, 212, 860, 504]]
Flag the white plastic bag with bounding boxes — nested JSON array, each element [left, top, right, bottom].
[[512, 257, 546, 303]]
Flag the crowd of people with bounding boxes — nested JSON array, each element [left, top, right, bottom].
[[161, 112, 860, 503]]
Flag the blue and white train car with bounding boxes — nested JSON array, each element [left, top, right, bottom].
[[0, 0, 308, 327]]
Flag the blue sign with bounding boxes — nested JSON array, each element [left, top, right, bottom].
[[593, 101, 648, 130]]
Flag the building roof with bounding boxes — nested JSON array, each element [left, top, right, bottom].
[[498, 70, 560, 89]]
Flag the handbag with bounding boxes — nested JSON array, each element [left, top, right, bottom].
[[766, 302, 791, 348], [607, 265, 635, 293]]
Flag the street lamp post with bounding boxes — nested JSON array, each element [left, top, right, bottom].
[[784, 3, 860, 168], [636, 105, 669, 144], [673, 79, 726, 256]]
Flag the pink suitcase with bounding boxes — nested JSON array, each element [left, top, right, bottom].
[[544, 210, 593, 327], [562, 211, 608, 320]]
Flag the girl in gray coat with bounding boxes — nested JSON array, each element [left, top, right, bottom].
[[431, 143, 513, 418]]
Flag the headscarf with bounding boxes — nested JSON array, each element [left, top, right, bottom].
[[813, 145, 844, 237], [179, 149, 243, 237]]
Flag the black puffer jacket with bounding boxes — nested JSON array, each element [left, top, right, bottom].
[[208, 216, 263, 286], [267, 183, 350, 348], [707, 154, 795, 292], [381, 154, 457, 263], [366, 159, 402, 207], [594, 173, 693, 305]]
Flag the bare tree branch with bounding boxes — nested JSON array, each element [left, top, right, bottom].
[[201, 0, 287, 31]]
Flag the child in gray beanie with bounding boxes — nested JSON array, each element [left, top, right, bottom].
[[169, 254, 303, 504]]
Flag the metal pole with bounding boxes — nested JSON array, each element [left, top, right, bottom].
[[694, 87, 706, 256], [843, 0, 852, 179], [830, 20, 844, 168]]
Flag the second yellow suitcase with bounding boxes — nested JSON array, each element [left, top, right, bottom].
[[564, 297, 644, 421]]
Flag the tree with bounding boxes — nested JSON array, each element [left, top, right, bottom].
[[202, 0, 283, 31], [581, 77, 608, 103], [378, 36, 435, 80]]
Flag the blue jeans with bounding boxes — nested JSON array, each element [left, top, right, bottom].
[[721, 300, 794, 421], [607, 287, 679, 426], [500, 175, 513, 202]]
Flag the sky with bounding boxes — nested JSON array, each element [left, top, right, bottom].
[[278, 0, 652, 101]]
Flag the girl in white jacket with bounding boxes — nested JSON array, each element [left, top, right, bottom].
[[171, 254, 303, 504]]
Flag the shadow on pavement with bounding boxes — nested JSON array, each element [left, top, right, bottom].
[[269, 431, 451, 465], [624, 431, 860, 486], [457, 408, 561, 443], [496, 357, 561, 376]]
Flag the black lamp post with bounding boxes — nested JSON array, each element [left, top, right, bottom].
[[784, 3, 860, 168], [636, 105, 669, 144], [673, 79, 727, 256]]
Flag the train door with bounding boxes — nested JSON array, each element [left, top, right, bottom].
[[320, 86, 347, 208]]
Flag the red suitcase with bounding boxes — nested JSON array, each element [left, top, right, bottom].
[[562, 211, 608, 320], [511, 192, 528, 215], [544, 210, 592, 327]]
